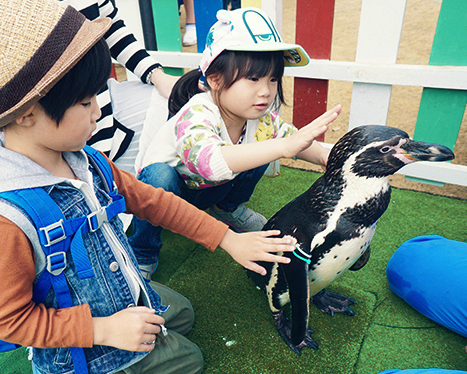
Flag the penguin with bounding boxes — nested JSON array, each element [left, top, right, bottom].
[[247, 125, 455, 355]]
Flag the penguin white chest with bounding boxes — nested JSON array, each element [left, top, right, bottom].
[[307, 223, 376, 295]]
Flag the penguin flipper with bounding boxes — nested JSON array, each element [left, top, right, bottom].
[[312, 289, 356, 317], [281, 255, 320, 353], [349, 246, 371, 271], [272, 310, 318, 355]]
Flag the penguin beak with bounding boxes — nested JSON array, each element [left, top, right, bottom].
[[400, 139, 455, 163]]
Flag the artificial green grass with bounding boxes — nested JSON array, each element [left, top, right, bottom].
[[165, 249, 376, 374], [157, 167, 467, 373], [1, 166, 466, 373]]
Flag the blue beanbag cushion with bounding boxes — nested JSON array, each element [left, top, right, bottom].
[[378, 370, 466, 374], [386, 235, 467, 338]]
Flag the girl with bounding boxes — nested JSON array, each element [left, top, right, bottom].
[[130, 7, 341, 279]]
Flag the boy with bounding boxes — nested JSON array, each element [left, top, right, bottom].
[[0, 1, 294, 373]]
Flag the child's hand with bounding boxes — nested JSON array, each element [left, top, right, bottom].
[[92, 307, 165, 351], [282, 105, 341, 159], [219, 229, 296, 275]]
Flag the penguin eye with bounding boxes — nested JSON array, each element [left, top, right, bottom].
[[380, 146, 391, 153]]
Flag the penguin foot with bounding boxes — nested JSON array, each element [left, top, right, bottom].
[[311, 289, 356, 317], [272, 310, 318, 355]]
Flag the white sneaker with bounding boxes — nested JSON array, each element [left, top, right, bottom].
[[183, 24, 197, 46]]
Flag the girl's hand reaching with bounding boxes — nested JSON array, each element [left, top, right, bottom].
[[221, 105, 341, 173], [219, 229, 296, 275], [281, 104, 341, 159]]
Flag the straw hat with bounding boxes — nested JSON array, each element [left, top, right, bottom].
[[0, 0, 111, 127]]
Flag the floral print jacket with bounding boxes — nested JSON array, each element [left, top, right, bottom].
[[139, 92, 297, 189]]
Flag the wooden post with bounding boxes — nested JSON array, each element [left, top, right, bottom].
[[349, 0, 407, 129], [407, 0, 467, 185], [138, 0, 158, 50], [151, 0, 184, 76], [241, 0, 261, 7], [110, 64, 117, 80], [293, 0, 334, 141], [412, 0, 467, 148], [193, 0, 223, 53]]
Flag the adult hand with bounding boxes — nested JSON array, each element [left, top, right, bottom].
[[151, 68, 180, 99], [92, 307, 165, 351], [219, 229, 296, 275]]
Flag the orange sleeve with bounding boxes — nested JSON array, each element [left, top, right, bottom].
[[0, 217, 94, 348], [108, 158, 229, 252]]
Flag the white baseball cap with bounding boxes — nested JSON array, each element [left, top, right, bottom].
[[199, 7, 310, 75]]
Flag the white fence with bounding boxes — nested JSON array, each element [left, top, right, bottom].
[[117, 0, 467, 187]]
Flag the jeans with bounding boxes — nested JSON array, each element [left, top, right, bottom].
[[129, 162, 268, 266]]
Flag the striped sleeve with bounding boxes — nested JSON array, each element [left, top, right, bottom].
[[97, 0, 160, 82]]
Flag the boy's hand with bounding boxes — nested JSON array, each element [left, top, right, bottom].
[[92, 307, 165, 351], [219, 229, 296, 275], [281, 105, 341, 159]]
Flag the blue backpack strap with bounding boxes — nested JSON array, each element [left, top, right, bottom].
[[83, 145, 114, 193], [0, 188, 74, 303], [83, 145, 126, 232], [0, 188, 89, 372], [0, 342, 21, 353], [75, 146, 126, 275]]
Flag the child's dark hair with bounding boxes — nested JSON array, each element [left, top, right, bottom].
[[38, 38, 111, 125], [168, 50, 285, 117], [168, 69, 203, 117]]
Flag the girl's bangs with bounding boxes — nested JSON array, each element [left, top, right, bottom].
[[237, 51, 284, 80]]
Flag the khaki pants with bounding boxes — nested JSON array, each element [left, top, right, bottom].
[[116, 282, 203, 374]]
